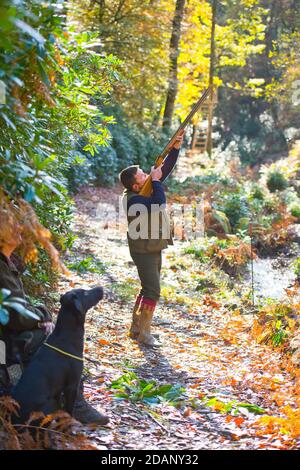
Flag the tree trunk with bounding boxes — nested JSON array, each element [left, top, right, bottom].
[[162, 0, 186, 132], [206, 0, 217, 157]]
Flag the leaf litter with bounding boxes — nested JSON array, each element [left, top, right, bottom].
[[55, 185, 300, 450]]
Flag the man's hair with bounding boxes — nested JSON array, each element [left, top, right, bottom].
[[119, 165, 139, 190]]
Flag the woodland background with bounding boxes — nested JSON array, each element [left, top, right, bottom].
[[1, 0, 300, 450]]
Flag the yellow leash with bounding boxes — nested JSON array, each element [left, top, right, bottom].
[[44, 342, 84, 362]]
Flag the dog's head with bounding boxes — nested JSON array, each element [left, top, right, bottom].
[[59, 287, 104, 322]]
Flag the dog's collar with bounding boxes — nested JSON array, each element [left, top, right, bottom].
[[44, 342, 84, 362]]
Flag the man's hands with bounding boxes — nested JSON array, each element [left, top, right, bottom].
[[172, 130, 185, 150], [150, 130, 184, 182], [38, 321, 55, 335], [150, 164, 163, 181]]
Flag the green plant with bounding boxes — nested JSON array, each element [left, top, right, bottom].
[[289, 203, 300, 219], [253, 302, 296, 348], [0, 288, 40, 326], [112, 280, 139, 302], [271, 319, 288, 346], [267, 171, 288, 192], [35, 190, 75, 251], [184, 242, 210, 262], [109, 372, 186, 406], [294, 258, 300, 277], [250, 184, 265, 201], [22, 250, 60, 300], [203, 396, 266, 416], [68, 256, 107, 275], [217, 192, 250, 230]]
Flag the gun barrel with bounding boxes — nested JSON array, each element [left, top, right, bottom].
[[139, 87, 211, 197], [156, 87, 211, 164]]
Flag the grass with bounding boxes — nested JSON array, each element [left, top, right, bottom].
[[112, 279, 139, 302], [67, 255, 107, 275]]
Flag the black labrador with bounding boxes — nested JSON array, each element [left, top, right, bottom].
[[11, 286, 103, 423]]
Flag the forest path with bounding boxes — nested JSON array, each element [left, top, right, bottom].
[[57, 185, 299, 450]]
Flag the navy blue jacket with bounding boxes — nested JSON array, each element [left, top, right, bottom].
[[127, 147, 179, 210]]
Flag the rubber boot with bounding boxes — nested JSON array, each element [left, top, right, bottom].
[[73, 380, 109, 425], [137, 300, 162, 347], [129, 294, 142, 339]]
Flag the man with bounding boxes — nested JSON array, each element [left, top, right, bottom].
[[119, 133, 184, 347], [0, 218, 108, 425]]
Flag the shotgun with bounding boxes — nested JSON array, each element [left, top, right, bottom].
[[139, 86, 212, 197]]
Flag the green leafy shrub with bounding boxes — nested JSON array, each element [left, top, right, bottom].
[[250, 184, 265, 201], [267, 171, 289, 192], [88, 145, 118, 187], [217, 192, 249, 230], [0, 2, 120, 294], [22, 251, 59, 301], [74, 104, 167, 187], [68, 256, 107, 275], [289, 203, 300, 219], [0, 288, 40, 326]]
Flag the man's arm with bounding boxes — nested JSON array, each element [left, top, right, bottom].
[[128, 181, 166, 210], [161, 147, 179, 182], [161, 132, 184, 182]]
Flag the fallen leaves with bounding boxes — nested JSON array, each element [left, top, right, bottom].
[[98, 339, 110, 346], [50, 185, 300, 450], [252, 410, 300, 440]]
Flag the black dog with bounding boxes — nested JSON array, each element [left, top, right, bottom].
[[11, 287, 103, 423]]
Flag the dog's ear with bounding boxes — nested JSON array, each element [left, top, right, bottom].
[[60, 292, 70, 305], [60, 291, 83, 313], [74, 297, 85, 315]]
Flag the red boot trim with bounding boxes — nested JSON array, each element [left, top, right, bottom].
[[141, 297, 157, 309]]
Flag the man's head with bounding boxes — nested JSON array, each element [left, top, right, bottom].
[[119, 165, 148, 193]]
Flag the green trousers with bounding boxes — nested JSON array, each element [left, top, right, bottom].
[[130, 251, 162, 302]]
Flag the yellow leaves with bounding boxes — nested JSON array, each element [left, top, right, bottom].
[[177, 0, 267, 116], [219, 318, 247, 346], [253, 408, 300, 439], [213, 401, 226, 412], [272, 393, 286, 407]]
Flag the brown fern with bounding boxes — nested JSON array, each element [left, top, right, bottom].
[[0, 398, 98, 450], [0, 188, 69, 274]]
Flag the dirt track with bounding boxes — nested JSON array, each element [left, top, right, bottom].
[[56, 185, 299, 450]]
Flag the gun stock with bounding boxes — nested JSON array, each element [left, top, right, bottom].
[[139, 87, 211, 197]]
